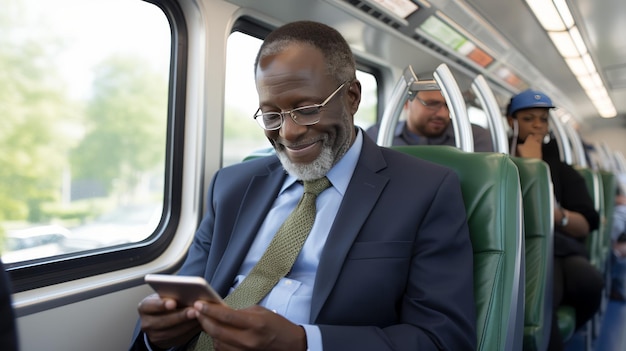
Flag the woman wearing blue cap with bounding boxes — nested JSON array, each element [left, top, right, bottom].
[[506, 89, 603, 351]]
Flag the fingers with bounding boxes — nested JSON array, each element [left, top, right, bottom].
[[521, 133, 542, 144], [193, 302, 266, 327], [194, 303, 270, 347], [138, 294, 175, 313], [516, 134, 543, 159], [192, 304, 307, 351], [145, 318, 200, 349], [138, 294, 201, 349], [140, 303, 195, 333], [530, 134, 544, 143], [193, 302, 237, 330], [193, 304, 245, 349]]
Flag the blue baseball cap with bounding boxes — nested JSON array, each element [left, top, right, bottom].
[[507, 89, 555, 116]]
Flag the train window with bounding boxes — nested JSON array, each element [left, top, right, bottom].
[[223, 31, 379, 166], [354, 70, 378, 130], [224, 32, 265, 166], [1, 0, 172, 265]]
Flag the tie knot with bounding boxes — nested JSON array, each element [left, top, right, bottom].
[[303, 177, 331, 196]]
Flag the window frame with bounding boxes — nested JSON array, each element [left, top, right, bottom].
[[6, 0, 188, 293]]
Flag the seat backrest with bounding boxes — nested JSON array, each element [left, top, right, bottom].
[[391, 145, 524, 351], [574, 166, 604, 271], [574, 166, 605, 272], [600, 171, 617, 269], [510, 157, 554, 351], [242, 147, 275, 161]]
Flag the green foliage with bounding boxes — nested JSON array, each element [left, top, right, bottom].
[[1, 4, 167, 224], [70, 55, 168, 194], [0, 6, 75, 221], [224, 105, 266, 139]]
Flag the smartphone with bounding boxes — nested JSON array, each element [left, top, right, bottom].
[[145, 274, 225, 307]]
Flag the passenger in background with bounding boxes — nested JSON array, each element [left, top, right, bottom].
[[365, 77, 493, 152], [610, 176, 626, 301], [0, 258, 18, 351], [506, 89, 603, 351], [131, 20, 476, 351]]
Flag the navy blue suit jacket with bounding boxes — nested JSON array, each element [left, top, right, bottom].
[[131, 134, 476, 350]]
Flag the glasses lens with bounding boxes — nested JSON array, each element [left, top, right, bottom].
[[422, 100, 446, 110], [255, 112, 282, 130], [291, 106, 322, 125], [434, 102, 448, 110]]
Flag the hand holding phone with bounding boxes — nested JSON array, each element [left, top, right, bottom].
[[145, 274, 225, 307]]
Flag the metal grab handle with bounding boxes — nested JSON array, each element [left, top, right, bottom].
[[376, 66, 418, 147], [471, 75, 508, 153], [549, 113, 573, 165], [376, 66, 440, 146], [377, 63, 473, 152], [434, 63, 473, 152], [562, 122, 588, 168]]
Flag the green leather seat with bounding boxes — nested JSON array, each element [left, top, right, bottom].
[[599, 171, 617, 272], [391, 146, 525, 351], [510, 157, 553, 351], [594, 170, 617, 338], [556, 305, 576, 341], [574, 167, 604, 271], [556, 167, 605, 343]]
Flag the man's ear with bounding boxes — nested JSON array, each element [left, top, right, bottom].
[[347, 80, 362, 115], [403, 99, 411, 111]]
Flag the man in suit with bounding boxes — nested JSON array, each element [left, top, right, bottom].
[[131, 21, 476, 351], [365, 81, 493, 152]]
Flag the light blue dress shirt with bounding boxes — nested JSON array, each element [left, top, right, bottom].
[[231, 130, 363, 350]]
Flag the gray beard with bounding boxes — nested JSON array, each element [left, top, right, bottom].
[[276, 144, 334, 181]]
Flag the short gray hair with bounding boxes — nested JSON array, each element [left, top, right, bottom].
[[254, 21, 356, 84]]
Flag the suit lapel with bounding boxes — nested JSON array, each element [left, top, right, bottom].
[[211, 160, 287, 291], [310, 136, 390, 321]]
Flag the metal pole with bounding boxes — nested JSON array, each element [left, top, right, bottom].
[[471, 74, 508, 153]]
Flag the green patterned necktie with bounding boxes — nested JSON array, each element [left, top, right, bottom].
[[192, 177, 331, 350]]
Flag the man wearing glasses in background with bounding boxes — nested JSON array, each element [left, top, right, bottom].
[[366, 77, 493, 152]]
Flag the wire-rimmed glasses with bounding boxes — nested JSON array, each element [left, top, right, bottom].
[[253, 82, 348, 130], [416, 96, 448, 111]]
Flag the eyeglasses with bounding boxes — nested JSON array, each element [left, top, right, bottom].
[[253, 82, 348, 130], [415, 96, 448, 111]]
